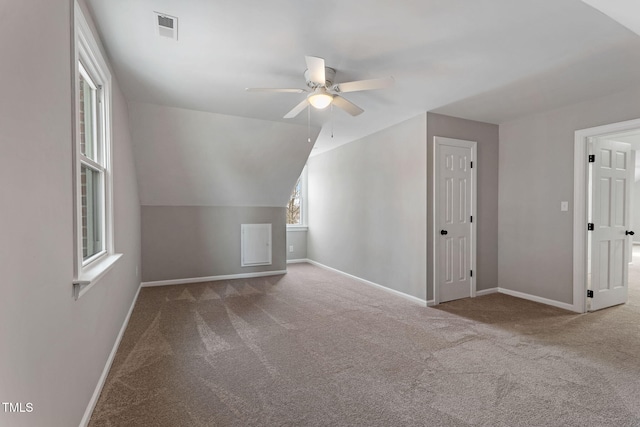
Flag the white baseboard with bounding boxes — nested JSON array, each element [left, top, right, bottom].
[[286, 259, 309, 264], [476, 287, 499, 297], [141, 270, 288, 287], [80, 283, 141, 427], [433, 287, 573, 311], [287, 262, 574, 312], [497, 287, 576, 312], [305, 259, 427, 306]]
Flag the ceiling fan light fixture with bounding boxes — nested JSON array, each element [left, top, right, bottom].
[[248, 56, 392, 119], [308, 89, 333, 109]]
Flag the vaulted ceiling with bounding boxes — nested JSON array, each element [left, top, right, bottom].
[[86, 0, 640, 154]]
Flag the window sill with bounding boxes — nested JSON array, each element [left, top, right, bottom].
[[286, 225, 308, 232], [73, 253, 122, 300]]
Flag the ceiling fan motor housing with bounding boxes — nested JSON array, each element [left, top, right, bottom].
[[305, 67, 336, 89]]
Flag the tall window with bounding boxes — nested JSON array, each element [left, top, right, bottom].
[[287, 177, 302, 225], [73, 1, 118, 295]]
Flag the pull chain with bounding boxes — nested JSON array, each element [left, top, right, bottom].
[[307, 105, 311, 143], [331, 104, 334, 138]]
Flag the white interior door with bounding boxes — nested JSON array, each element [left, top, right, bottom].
[[435, 137, 476, 303], [589, 138, 632, 311]]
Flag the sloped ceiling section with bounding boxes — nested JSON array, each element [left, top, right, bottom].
[[581, 0, 640, 37], [129, 102, 319, 207], [431, 36, 640, 124]]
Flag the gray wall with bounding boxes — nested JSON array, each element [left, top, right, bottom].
[[307, 114, 428, 300], [142, 206, 286, 282], [499, 86, 640, 304], [426, 113, 500, 299], [286, 230, 308, 260], [0, 1, 141, 425]]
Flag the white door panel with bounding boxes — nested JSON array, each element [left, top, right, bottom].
[[589, 138, 631, 311], [435, 138, 476, 303]]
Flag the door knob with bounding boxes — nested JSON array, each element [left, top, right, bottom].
[[440, 230, 448, 235], [626, 230, 635, 236]]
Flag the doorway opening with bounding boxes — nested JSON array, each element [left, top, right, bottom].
[[574, 118, 640, 313]]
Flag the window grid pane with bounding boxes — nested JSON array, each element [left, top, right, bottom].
[[81, 164, 103, 260], [79, 70, 97, 162]]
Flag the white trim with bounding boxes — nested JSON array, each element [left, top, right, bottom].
[[573, 117, 640, 314], [426, 300, 436, 307], [286, 226, 308, 232], [79, 283, 141, 427], [141, 270, 287, 287], [476, 287, 499, 296], [498, 288, 575, 312], [287, 259, 309, 264], [433, 137, 477, 304], [74, 253, 122, 300], [305, 259, 427, 306]]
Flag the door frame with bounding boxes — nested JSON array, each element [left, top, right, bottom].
[[433, 136, 477, 305], [573, 118, 640, 313]]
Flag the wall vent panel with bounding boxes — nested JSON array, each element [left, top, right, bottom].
[[241, 224, 272, 267]]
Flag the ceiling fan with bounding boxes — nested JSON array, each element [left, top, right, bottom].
[[246, 56, 394, 119]]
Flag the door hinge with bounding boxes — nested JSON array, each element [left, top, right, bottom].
[[470, 215, 473, 223], [470, 161, 473, 168], [588, 155, 595, 163], [587, 290, 594, 298], [588, 223, 594, 231], [470, 270, 473, 277]]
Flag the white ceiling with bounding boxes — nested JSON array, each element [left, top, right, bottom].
[[86, 0, 640, 154]]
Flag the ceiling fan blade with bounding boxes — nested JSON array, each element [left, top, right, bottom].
[[333, 77, 394, 93], [245, 88, 305, 93], [332, 95, 364, 116], [284, 99, 310, 119], [305, 56, 326, 86]]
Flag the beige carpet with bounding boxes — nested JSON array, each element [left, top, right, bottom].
[[89, 256, 640, 426]]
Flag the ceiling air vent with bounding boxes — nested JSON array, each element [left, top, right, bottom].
[[154, 12, 178, 40]]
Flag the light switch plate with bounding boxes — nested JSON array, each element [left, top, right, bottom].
[[561, 201, 569, 212]]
